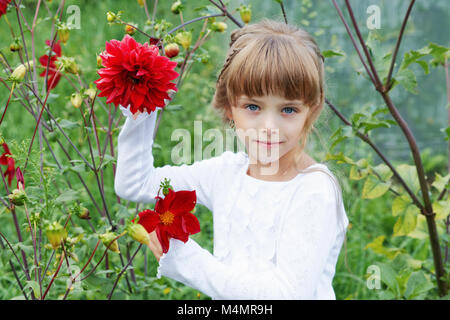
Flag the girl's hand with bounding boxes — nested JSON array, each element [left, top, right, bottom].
[[148, 230, 169, 263], [132, 110, 142, 120]]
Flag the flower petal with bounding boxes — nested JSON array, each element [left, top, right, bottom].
[[168, 190, 197, 215], [181, 212, 201, 235], [137, 209, 160, 233]]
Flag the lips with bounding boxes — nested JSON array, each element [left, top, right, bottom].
[[256, 140, 283, 145]]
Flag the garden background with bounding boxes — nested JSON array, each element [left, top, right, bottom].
[[0, 0, 448, 300]]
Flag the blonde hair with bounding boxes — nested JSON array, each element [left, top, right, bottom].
[[211, 18, 351, 273]]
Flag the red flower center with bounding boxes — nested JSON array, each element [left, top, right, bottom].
[[160, 211, 174, 226]]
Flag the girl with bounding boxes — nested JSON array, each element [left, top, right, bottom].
[[114, 18, 349, 300]]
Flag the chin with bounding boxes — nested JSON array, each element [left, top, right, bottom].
[[248, 143, 283, 164]]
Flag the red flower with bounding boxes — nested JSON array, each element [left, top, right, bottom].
[[16, 167, 24, 190], [135, 189, 200, 254], [0, 143, 15, 187], [0, 0, 12, 19], [94, 34, 179, 115], [39, 40, 62, 91]]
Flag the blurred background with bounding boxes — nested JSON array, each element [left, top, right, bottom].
[[0, 0, 448, 300]]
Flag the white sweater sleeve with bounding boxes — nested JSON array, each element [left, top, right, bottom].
[[114, 105, 222, 210], [156, 181, 343, 300]]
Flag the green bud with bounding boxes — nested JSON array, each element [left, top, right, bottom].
[[99, 232, 120, 253], [46, 222, 68, 250], [8, 188, 27, 206]]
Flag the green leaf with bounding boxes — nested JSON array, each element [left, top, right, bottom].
[[392, 205, 419, 237], [325, 152, 354, 165], [395, 68, 418, 94], [24, 281, 41, 299], [362, 174, 391, 199], [404, 271, 434, 299], [349, 165, 369, 180], [375, 262, 400, 295], [373, 163, 393, 182], [432, 172, 450, 193], [399, 47, 431, 74], [407, 215, 429, 240], [55, 189, 80, 204], [433, 199, 450, 220], [364, 235, 402, 260], [321, 50, 344, 58], [396, 164, 420, 195], [58, 119, 80, 130], [392, 194, 411, 216], [427, 42, 450, 67]]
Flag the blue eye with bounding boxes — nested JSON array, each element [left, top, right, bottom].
[[283, 107, 297, 114], [245, 104, 260, 111]]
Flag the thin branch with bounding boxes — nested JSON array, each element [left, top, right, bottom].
[[385, 0, 416, 91], [331, 0, 377, 86]]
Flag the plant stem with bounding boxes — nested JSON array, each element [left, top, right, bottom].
[[107, 244, 142, 300]]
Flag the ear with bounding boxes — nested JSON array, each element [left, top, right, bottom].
[[225, 107, 233, 121]]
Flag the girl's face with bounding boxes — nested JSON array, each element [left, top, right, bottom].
[[229, 94, 310, 166]]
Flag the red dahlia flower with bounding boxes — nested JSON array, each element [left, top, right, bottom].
[[135, 189, 200, 254], [94, 34, 179, 115], [0, 143, 15, 187], [39, 40, 62, 91], [0, 0, 12, 19]]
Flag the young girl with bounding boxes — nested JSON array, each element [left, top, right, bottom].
[[114, 18, 349, 300]]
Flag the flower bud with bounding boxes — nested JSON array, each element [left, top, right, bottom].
[[239, 5, 252, 24], [171, 1, 183, 14], [10, 61, 34, 82], [99, 232, 120, 253], [106, 11, 116, 23], [57, 23, 70, 44], [85, 87, 97, 101], [127, 223, 150, 246], [70, 93, 83, 108], [16, 167, 25, 191], [211, 22, 227, 33], [10, 39, 22, 52], [175, 31, 192, 50], [125, 23, 137, 36], [164, 43, 179, 58], [46, 222, 68, 250], [78, 207, 90, 220], [8, 188, 27, 206], [55, 56, 79, 75], [96, 54, 103, 68]]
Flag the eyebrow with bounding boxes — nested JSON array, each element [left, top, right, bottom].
[[240, 96, 303, 104]]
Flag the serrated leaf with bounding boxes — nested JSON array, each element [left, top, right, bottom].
[[395, 68, 418, 94]]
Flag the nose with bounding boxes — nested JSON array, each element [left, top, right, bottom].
[[260, 115, 280, 140]]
